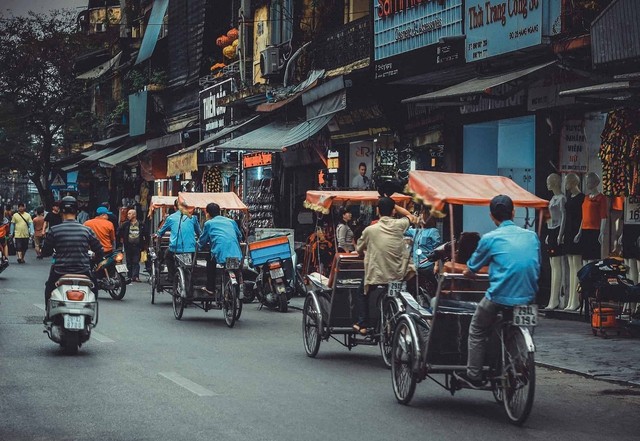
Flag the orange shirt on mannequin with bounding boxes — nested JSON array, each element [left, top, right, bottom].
[[581, 193, 608, 229]]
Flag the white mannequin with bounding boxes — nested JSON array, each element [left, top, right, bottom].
[[561, 173, 584, 312], [571, 172, 607, 310], [545, 173, 565, 309]]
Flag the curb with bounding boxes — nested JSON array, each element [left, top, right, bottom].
[[535, 361, 640, 388]]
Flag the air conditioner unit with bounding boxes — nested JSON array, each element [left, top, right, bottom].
[[260, 46, 281, 77]]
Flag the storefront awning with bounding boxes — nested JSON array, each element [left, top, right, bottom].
[[76, 52, 122, 80], [256, 70, 325, 112], [147, 132, 183, 151], [80, 145, 122, 163], [402, 61, 557, 105], [99, 143, 147, 168], [135, 0, 169, 65], [214, 114, 335, 151], [558, 78, 640, 98]]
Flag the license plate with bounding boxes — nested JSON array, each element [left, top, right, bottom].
[[270, 268, 284, 279], [513, 305, 538, 327], [63, 314, 85, 330], [116, 264, 128, 273]]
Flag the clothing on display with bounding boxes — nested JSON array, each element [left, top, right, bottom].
[[564, 192, 585, 255], [580, 229, 602, 261], [545, 226, 563, 257], [599, 109, 640, 196], [246, 178, 276, 233], [581, 193, 608, 230], [547, 194, 566, 229], [202, 166, 223, 193]]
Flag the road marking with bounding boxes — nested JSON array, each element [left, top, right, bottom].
[[34, 303, 114, 342], [159, 372, 218, 397]]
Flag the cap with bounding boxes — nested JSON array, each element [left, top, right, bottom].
[[96, 206, 113, 216], [490, 194, 514, 219]]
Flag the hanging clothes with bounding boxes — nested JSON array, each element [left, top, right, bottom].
[[202, 166, 223, 192], [599, 109, 637, 196]]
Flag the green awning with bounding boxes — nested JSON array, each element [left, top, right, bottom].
[[135, 0, 169, 65], [76, 52, 122, 80], [99, 144, 147, 168]]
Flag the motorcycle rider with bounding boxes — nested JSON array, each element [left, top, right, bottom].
[[41, 196, 103, 322], [84, 206, 116, 254], [197, 202, 244, 297]]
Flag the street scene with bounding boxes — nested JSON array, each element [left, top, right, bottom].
[[2, 0, 640, 439]]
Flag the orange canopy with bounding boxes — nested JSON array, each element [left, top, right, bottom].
[[304, 190, 411, 214], [150, 195, 178, 208], [178, 192, 248, 212], [408, 171, 548, 210]]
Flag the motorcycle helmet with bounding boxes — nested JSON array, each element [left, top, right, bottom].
[[60, 196, 78, 214]]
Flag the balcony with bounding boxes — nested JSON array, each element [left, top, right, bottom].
[[307, 16, 371, 73]]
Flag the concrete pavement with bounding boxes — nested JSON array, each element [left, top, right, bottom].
[[289, 295, 640, 386]]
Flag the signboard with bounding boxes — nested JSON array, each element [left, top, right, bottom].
[[199, 79, 235, 140], [243, 152, 272, 169], [327, 150, 340, 173], [558, 119, 588, 173], [373, 0, 464, 82], [50, 170, 67, 189], [625, 197, 640, 225], [465, 0, 543, 62], [460, 84, 527, 114]]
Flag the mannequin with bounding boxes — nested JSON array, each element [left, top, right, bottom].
[[572, 172, 607, 310], [562, 173, 585, 312], [615, 196, 640, 313], [544, 173, 566, 309]]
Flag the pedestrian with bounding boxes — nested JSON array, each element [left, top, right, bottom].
[[118, 209, 147, 282], [100, 202, 119, 231], [0, 204, 11, 263], [32, 207, 46, 259], [457, 195, 541, 388], [43, 202, 62, 233], [84, 206, 116, 254], [77, 203, 89, 224], [335, 207, 355, 252], [9, 202, 34, 264]]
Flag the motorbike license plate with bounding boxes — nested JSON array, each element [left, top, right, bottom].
[[513, 305, 538, 327], [270, 268, 285, 279], [115, 264, 128, 274], [63, 314, 85, 330]]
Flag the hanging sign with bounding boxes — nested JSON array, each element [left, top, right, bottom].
[[327, 150, 339, 173], [243, 152, 272, 168], [558, 119, 588, 173], [50, 170, 67, 189], [625, 197, 640, 225]]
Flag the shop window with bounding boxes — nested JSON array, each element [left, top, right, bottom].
[[270, 0, 293, 45], [345, 0, 369, 23]]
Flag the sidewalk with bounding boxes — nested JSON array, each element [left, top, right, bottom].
[[288, 296, 640, 386]]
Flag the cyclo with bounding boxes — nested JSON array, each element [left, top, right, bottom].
[[300, 190, 418, 367], [148, 195, 179, 304], [389, 171, 547, 425], [152, 192, 249, 328]]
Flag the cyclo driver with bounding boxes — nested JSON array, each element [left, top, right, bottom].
[[42, 196, 104, 322], [457, 195, 541, 388], [198, 203, 244, 298]]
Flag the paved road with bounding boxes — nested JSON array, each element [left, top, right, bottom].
[[1, 258, 638, 441]]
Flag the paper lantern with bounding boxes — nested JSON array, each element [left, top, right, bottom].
[[216, 35, 232, 47], [232, 39, 239, 47], [227, 28, 239, 40], [223, 45, 236, 59]]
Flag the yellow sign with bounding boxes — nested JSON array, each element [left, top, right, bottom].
[[243, 152, 272, 168], [167, 150, 198, 176], [327, 158, 339, 170]]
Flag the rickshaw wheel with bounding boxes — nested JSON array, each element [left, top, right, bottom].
[[380, 299, 399, 369], [503, 329, 535, 425], [172, 268, 186, 320], [302, 294, 321, 357], [150, 261, 157, 304], [234, 295, 243, 321], [391, 319, 418, 405], [278, 292, 288, 313], [222, 277, 238, 328]]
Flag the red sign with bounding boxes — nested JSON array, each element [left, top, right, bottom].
[[377, 0, 445, 19], [243, 152, 272, 168]]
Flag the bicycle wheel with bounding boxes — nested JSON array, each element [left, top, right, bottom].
[[234, 294, 243, 321], [502, 328, 535, 425], [391, 318, 418, 404], [380, 299, 399, 368], [150, 261, 157, 304], [172, 268, 186, 320], [222, 275, 238, 328], [302, 294, 321, 357]]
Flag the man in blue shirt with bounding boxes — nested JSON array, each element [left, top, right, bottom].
[[459, 195, 540, 387], [198, 203, 244, 297], [155, 199, 201, 282]]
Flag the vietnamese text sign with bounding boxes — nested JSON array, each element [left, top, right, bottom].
[[625, 197, 640, 225], [466, 0, 543, 62], [559, 119, 587, 173]]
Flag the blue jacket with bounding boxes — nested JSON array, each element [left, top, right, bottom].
[[467, 220, 540, 306], [198, 216, 243, 263], [157, 211, 201, 253], [405, 227, 441, 270]]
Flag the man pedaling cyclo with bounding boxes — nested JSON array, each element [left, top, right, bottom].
[[456, 194, 541, 388], [42, 196, 104, 322]]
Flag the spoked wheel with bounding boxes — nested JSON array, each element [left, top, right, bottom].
[[233, 280, 243, 321], [380, 299, 399, 368], [302, 294, 321, 357], [241, 281, 256, 303], [391, 319, 418, 405], [172, 268, 186, 320], [150, 261, 158, 304], [61, 332, 80, 355], [222, 276, 238, 328], [502, 329, 535, 425], [278, 292, 288, 313], [108, 271, 127, 300]]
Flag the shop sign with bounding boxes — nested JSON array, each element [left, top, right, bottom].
[[466, 0, 544, 62], [167, 150, 198, 177], [373, 0, 464, 82], [460, 84, 526, 114], [200, 79, 235, 140], [558, 119, 588, 173], [327, 150, 340, 173], [625, 197, 640, 225], [243, 152, 272, 169]]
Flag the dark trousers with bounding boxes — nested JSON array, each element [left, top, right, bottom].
[[44, 267, 97, 307], [125, 245, 141, 279], [165, 249, 175, 281], [467, 297, 506, 379], [356, 284, 386, 328], [206, 255, 217, 292]]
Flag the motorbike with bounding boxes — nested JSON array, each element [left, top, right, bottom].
[[252, 258, 294, 312], [92, 249, 131, 300], [0, 258, 9, 275], [44, 274, 98, 355]]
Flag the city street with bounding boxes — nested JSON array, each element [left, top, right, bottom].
[[1, 257, 638, 441]]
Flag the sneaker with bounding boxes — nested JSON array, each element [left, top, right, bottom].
[[453, 371, 485, 389]]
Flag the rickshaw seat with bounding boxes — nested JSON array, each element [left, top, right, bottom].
[[443, 261, 488, 274], [307, 272, 331, 292], [327, 253, 364, 328]]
